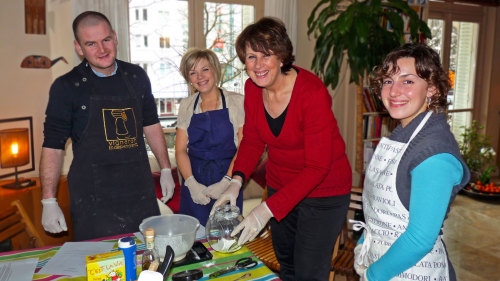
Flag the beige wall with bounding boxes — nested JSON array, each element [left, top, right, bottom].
[[0, 0, 74, 179], [0, 0, 497, 181]]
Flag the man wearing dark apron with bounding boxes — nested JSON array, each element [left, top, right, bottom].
[[179, 91, 243, 226], [40, 11, 174, 241]]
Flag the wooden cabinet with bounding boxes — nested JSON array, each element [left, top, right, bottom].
[[0, 177, 73, 248]]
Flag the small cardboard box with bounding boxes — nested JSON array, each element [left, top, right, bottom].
[[86, 251, 126, 281]]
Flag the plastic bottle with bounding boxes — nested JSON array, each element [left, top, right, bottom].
[[141, 228, 159, 270], [118, 236, 137, 281]]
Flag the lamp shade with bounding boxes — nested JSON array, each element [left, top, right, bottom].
[[0, 128, 30, 168]]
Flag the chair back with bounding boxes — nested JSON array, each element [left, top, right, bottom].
[[330, 187, 364, 280], [0, 200, 45, 250]]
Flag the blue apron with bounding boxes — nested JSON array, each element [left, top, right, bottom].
[[179, 89, 242, 226]]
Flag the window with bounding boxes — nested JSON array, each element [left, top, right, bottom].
[[428, 1, 487, 140], [134, 35, 141, 47], [159, 37, 170, 48], [129, 0, 263, 127], [144, 35, 148, 47], [143, 9, 148, 21]]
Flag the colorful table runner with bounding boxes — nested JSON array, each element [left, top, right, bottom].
[[0, 234, 280, 281]]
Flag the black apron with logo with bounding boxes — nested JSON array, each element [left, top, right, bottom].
[[67, 66, 159, 241]]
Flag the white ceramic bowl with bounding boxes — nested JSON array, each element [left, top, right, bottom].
[[139, 214, 199, 261]]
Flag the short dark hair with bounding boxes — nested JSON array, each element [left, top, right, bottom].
[[235, 17, 295, 74], [72, 11, 113, 42], [370, 43, 450, 112]]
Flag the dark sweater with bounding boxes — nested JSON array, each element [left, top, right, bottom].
[[390, 111, 470, 209]]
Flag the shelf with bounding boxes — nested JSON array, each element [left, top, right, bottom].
[[363, 138, 382, 142], [362, 111, 388, 116]]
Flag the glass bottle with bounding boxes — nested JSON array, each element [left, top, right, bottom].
[[206, 205, 244, 253], [141, 228, 159, 271]]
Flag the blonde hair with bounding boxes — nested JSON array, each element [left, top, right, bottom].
[[180, 48, 221, 95]]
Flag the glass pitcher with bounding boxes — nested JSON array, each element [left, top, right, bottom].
[[205, 205, 244, 253]]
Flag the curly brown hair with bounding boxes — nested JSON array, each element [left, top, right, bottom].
[[235, 17, 295, 74], [370, 43, 450, 113]]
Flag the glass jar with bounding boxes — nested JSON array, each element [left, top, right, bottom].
[[205, 205, 244, 253]]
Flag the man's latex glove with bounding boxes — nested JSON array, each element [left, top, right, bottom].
[[185, 176, 210, 205], [160, 168, 175, 203], [231, 202, 273, 245], [41, 198, 68, 233], [204, 177, 231, 199], [211, 180, 242, 214], [354, 244, 368, 277]]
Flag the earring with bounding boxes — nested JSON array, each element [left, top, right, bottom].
[[427, 97, 431, 107]]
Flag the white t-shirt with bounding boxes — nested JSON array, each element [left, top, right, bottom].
[[176, 89, 244, 146]]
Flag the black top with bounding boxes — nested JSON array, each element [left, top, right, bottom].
[[265, 106, 288, 137], [43, 59, 159, 150]]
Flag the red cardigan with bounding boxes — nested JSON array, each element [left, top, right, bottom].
[[234, 66, 352, 221]]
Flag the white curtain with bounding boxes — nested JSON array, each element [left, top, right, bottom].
[[264, 0, 298, 52], [72, 0, 130, 62]]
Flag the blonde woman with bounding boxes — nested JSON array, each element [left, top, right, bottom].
[[175, 48, 244, 225]]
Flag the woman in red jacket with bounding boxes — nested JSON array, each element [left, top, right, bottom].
[[213, 17, 352, 280]]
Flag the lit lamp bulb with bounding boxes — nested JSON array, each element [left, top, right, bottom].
[[11, 142, 19, 155], [0, 127, 35, 189]]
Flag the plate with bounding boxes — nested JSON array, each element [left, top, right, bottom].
[[460, 186, 500, 199]]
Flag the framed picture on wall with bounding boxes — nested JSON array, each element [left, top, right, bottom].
[[25, 0, 46, 34]]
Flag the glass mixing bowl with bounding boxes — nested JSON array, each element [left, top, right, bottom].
[[205, 205, 244, 253]]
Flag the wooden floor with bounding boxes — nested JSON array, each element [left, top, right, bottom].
[[333, 193, 500, 281]]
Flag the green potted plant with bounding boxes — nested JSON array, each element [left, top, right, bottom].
[[307, 0, 432, 89], [459, 120, 497, 184], [307, 0, 432, 173]]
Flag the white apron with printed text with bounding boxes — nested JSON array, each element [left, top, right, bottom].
[[356, 112, 450, 281]]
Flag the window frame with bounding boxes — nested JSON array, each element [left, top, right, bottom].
[[428, 1, 493, 127], [188, 0, 264, 49]]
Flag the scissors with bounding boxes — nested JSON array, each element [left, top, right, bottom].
[[209, 257, 258, 279]]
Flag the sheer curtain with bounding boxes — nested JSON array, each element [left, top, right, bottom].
[[72, 0, 130, 62], [264, 0, 298, 52]]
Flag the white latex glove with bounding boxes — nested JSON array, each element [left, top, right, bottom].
[[160, 168, 175, 203], [211, 180, 242, 214], [185, 176, 210, 205], [41, 198, 68, 233], [231, 202, 273, 245], [204, 177, 231, 199], [354, 244, 368, 277]]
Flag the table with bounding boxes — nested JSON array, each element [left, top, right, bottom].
[[0, 233, 280, 281]]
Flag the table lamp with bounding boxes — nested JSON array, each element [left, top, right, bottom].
[[0, 128, 35, 189]]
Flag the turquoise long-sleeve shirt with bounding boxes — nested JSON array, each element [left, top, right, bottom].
[[359, 153, 463, 281]]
